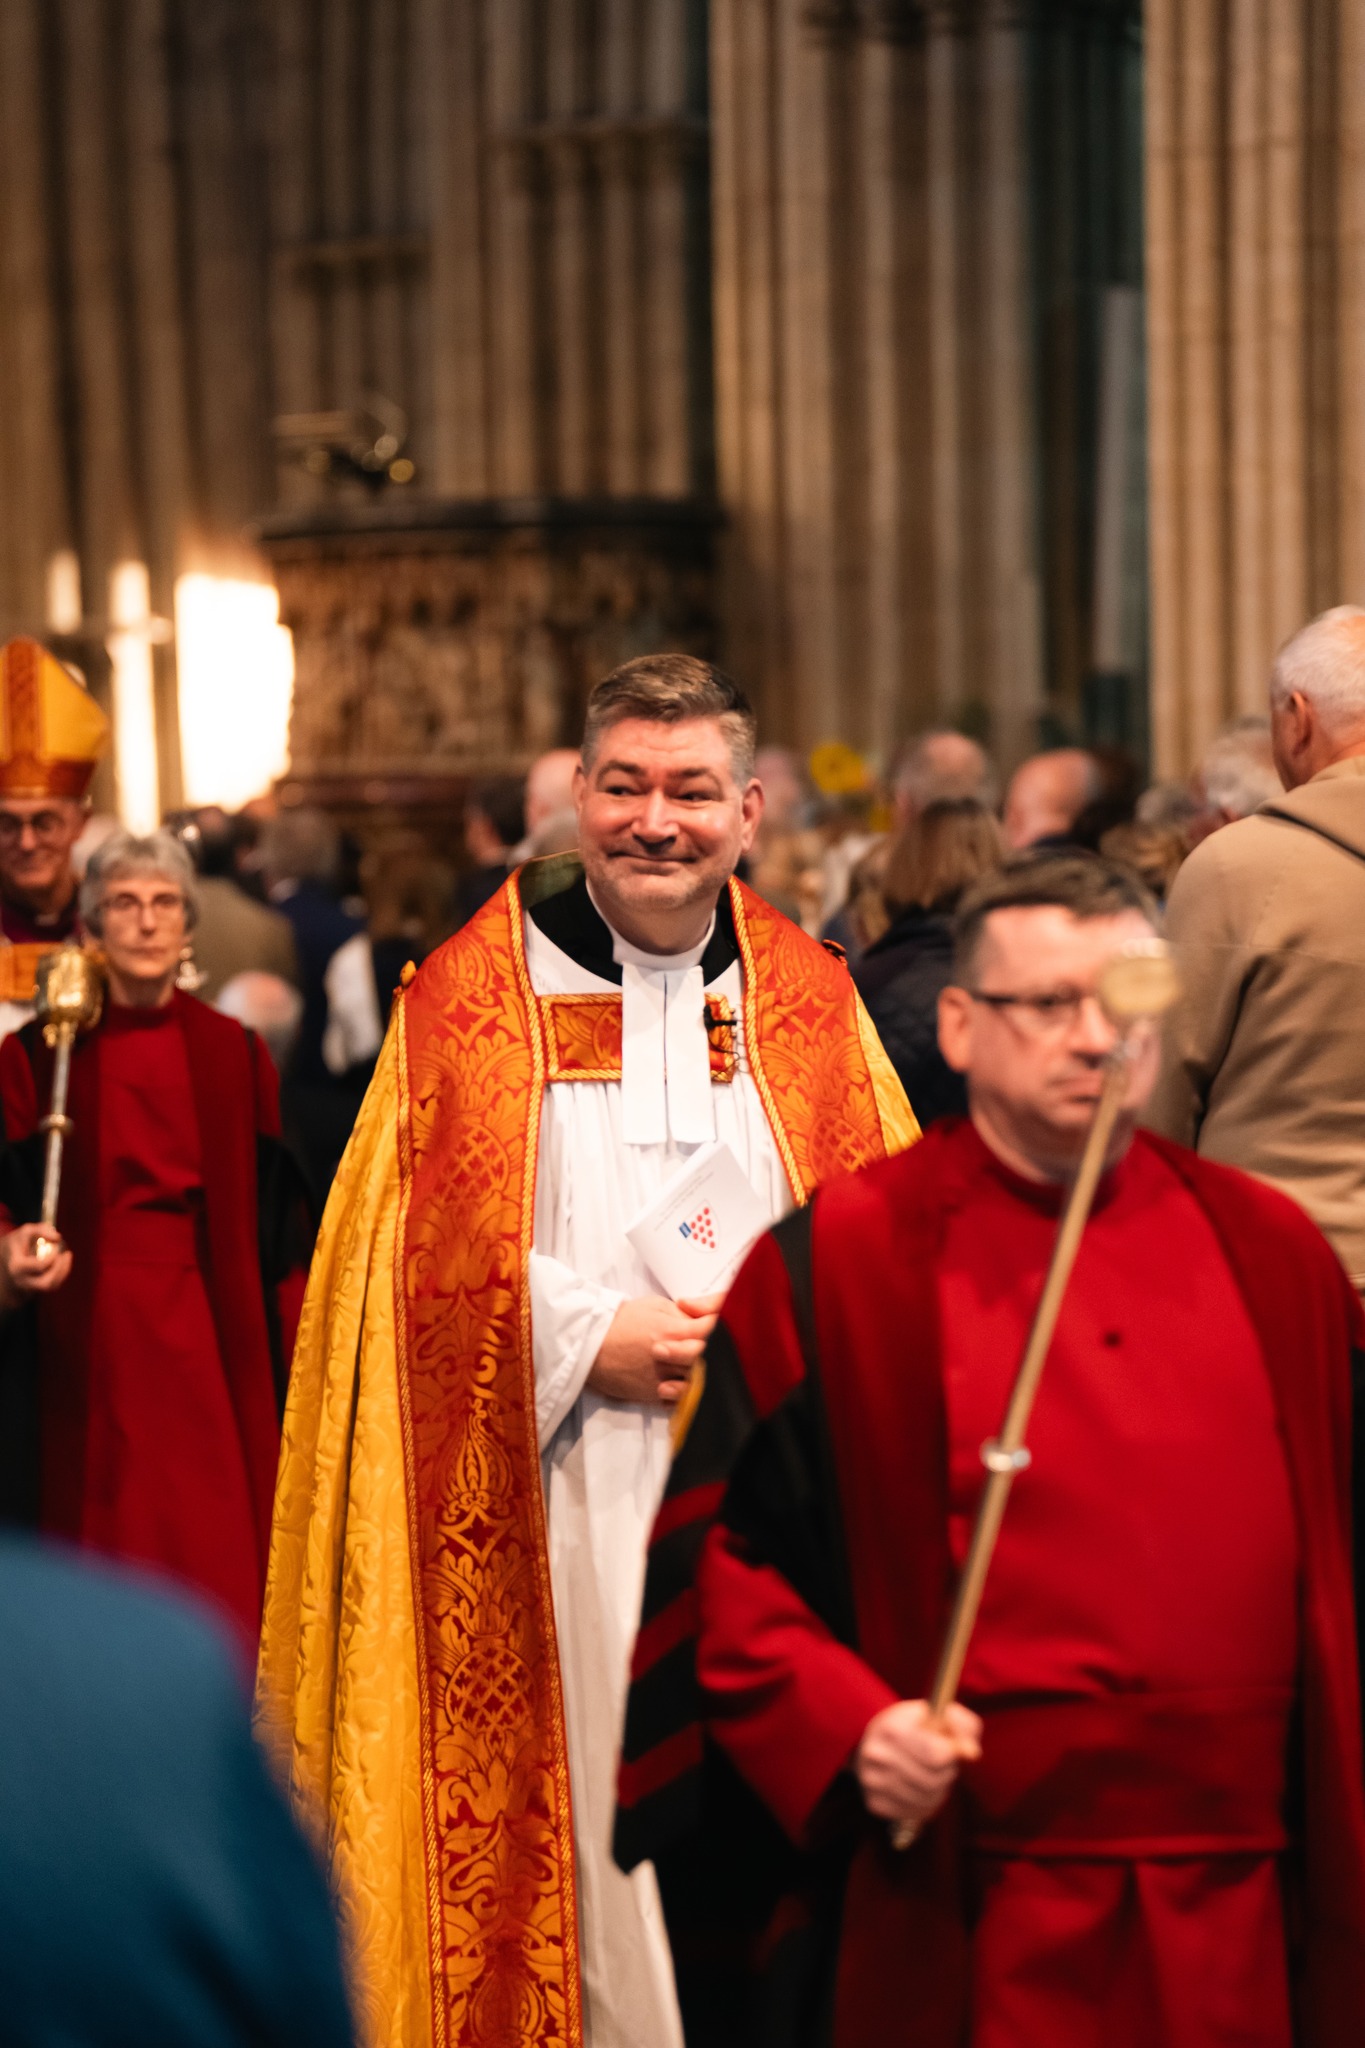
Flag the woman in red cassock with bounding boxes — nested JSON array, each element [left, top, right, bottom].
[[0, 829, 311, 1653]]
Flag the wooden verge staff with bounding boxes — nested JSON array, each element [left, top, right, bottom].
[[891, 938, 1181, 1851], [32, 945, 104, 1260]]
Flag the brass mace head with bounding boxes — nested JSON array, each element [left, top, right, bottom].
[[35, 945, 105, 1047], [1097, 937, 1181, 1029]]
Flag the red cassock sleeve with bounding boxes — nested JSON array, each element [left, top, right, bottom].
[[695, 1515, 897, 1847], [0, 1031, 39, 1235]]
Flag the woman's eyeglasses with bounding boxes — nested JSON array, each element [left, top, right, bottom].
[[101, 892, 186, 921]]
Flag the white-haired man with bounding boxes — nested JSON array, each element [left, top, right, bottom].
[[1149, 603, 1365, 1290]]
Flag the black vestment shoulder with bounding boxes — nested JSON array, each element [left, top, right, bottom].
[[528, 870, 740, 983]]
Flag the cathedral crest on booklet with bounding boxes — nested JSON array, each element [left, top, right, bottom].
[[678, 1205, 717, 1250], [627, 1141, 769, 1299]]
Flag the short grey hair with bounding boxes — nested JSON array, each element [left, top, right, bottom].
[[1270, 605, 1365, 742], [581, 655, 757, 783], [214, 970, 303, 1071], [952, 852, 1158, 984], [1199, 715, 1281, 820], [80, 828, 199, 937]]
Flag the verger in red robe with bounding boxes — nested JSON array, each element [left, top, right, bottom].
[[0, 992, 311, 1652], [616, 1118, 1365, 2048]]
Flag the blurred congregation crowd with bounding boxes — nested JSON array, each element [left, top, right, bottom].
[[92, 694, 1282, 1206]]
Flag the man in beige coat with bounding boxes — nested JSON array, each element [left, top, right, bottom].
[[1149, 604, 1365, 1290]]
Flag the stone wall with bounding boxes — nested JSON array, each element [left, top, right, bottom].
[[269, 0, 712, 506], [710, 0, 1143, 767], [262, 496, 716, 836], [0, 0, 275, 811], [0, 0, 715, 818], [1146, 0, 1365, 773], [0, 0, 1151, 812], [263, 0, 718, 819]]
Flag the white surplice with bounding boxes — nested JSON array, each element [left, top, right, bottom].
[[525, 902, 794, 2048], [0, 998, 33, 1042]]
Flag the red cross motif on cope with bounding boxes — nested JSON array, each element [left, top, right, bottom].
[[679, 1204, 716, 1250]]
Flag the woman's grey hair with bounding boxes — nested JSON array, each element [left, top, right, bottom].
[[80, 828, 199, 938], [1199, 716, 1281, 821]]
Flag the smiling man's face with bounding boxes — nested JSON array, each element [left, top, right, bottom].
[[575, 716, 763, 953]]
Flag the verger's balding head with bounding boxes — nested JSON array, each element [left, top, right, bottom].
[[1002, 748, 1103, 852], [894, 730, 997, 824]]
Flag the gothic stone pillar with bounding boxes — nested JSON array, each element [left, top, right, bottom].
[[1146, 0, 1365, 774]]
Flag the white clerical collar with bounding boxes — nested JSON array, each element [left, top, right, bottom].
[[586, 883, 717, 1147]]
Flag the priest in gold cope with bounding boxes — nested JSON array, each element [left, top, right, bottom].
[[258, 655, 916, 2048]]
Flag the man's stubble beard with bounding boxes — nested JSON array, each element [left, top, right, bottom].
[[588, 849, 728, 924]]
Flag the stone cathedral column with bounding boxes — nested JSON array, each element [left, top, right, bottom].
[[978, 0, 1044, 771], [710, 0, 1051, 766], [925, 4, 966, 728], [1146, 0, 1365, 775]]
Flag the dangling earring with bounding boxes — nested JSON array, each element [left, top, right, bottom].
[[175, 943, 205, 993]]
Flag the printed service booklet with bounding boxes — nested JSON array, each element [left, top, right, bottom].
[[625, 1139, 770, 1301]]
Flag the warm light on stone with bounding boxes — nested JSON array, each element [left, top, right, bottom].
[[107, 562, 160, 834], [174, 575, 295, 810]]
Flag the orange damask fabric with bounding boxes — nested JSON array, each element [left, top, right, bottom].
[[732, 882, 897, 1197], [542, 995, 622, 1082], [395, 892, 580, 2048], [0, 941, 50, 1005], [541, 991, 739, 1085]]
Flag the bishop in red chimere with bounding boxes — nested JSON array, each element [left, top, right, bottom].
[[617, 854, 1365, 2048], [0, 826, 310, 1653], [0, 636, 113, 1037]]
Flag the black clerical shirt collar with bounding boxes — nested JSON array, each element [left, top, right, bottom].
[[527, 871, 739, 987]]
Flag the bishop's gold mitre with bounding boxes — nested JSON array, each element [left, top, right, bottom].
[[0, 637, 109, 800]]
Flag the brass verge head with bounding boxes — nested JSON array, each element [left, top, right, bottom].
[[35, 944, 105, 1046], [1097, 937, 1180, 1027]]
